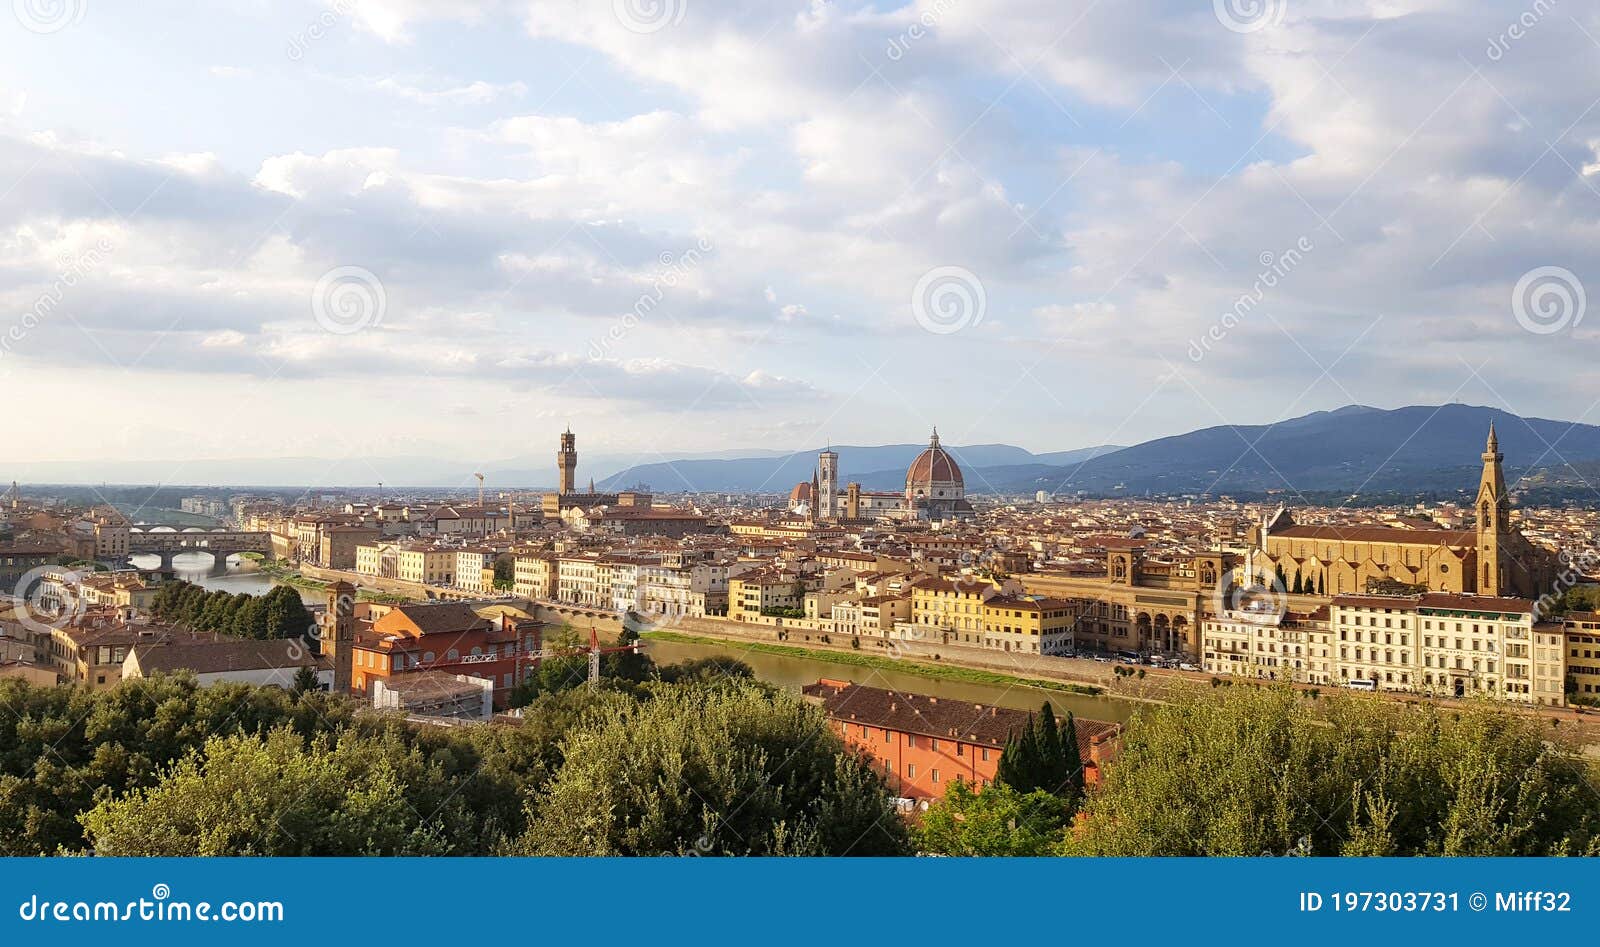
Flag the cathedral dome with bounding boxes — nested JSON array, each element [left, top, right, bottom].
[[906, 429, 963, 487], [789, 482, 814, 503]]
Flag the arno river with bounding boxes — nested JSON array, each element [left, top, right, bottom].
[[129, 552, 315, 602], [137, 552, 1137, 724]]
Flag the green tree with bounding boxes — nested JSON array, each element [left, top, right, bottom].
[[1069, 684, 1600, 856], [997, 702, 1083, 804], [291, 664, 320, 695], [81, 729, 477, 856], [0, 675, 356, 855], [512, 682, 910, 856], [915, 780, 1071, 856]]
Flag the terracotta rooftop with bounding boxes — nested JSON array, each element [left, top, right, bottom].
[[801, 679, 1118, 758], [1272, 524, 1474, 547]]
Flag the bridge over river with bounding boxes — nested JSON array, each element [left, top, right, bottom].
[[125, 528, 274, 571]]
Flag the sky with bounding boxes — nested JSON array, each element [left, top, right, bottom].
[[1, 0, 1597, 476]]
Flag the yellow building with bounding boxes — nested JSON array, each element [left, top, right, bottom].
[[729, 569, 809, 621], [514, 553, 557, 600], [1020, 544, 1232, 658], [909, 575, 1000, 645], [979, 594, 1078, 655], [396, 546, 456, 586], [1563, 612, 1600, 705]]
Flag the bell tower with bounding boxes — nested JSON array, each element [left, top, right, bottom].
[[1475, 423, 1509, 596], [557, 427, 577, 496], [817, 448, 838, 520], [323, 580, 356, 695]]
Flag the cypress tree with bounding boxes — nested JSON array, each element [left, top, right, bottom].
[[1060, 711, 1085, 806], [1038, 703, 1064, 791]]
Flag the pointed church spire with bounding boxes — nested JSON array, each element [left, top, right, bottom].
[[1486, 421, 1499, 454]]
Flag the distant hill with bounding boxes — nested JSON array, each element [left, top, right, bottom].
[[597, 444, 1122, 494], [1041, 404, 1600, 497]]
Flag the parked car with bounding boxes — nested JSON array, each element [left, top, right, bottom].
[[1178, 662, 1200, 672]]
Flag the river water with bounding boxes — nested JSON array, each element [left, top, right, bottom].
[[643, 638, 1137, 724], [128, 553, 321, 605]]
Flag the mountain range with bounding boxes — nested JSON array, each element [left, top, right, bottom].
[[597, 404, 1600, 499], [13, 404, 1600, 497]]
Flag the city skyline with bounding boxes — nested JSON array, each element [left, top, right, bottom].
[[3, 2, 1597, 465]]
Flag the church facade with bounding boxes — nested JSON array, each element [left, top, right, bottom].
[[1253, 426, 1557, 599]]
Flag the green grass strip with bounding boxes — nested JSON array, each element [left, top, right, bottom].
[[640, 629, 1103, 696]]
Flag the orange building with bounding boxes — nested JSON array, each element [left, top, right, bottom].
[[801, 679, 1120, 801], [347, 602, 545, 708]]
